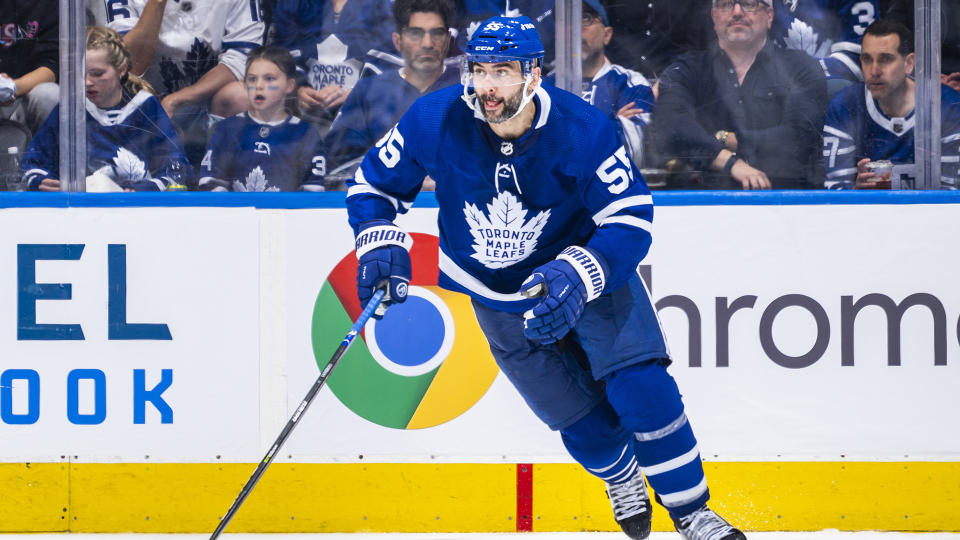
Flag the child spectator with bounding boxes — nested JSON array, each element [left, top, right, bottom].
[[22, 26, 192, 192], [199, 46, 327, 191]]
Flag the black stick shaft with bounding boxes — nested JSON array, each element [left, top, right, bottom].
[[209, 289, 385, 540]]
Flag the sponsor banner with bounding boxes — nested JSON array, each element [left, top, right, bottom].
[[288, 204, 960, 461], [0, 207, 260, 460]]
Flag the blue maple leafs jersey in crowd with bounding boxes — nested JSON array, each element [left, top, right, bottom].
[[545, 60, 654, 166], [107, 0, 264, 96], [199, 112, 327, 191], [822, 83, 960, 189], [22, 90, 192, 191], [272, 0, 395, 92], [325, 67, 461, 169], [772, 0, 877, 82], [346, 83, 655, 314]]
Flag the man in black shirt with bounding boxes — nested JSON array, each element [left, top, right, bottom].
[[653, 0, 827, 189]]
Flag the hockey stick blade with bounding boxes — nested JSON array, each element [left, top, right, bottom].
[[208, 288, 386, 540]]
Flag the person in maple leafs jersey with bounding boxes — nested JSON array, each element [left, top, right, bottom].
[[22, 26, 192, 192], [345, 16, 747, 540], [771, 0, 878, 87], [199, 46, 326, 191]]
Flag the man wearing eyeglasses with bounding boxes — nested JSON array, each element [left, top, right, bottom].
[[653, 0, 827, 189], [323, 0, 459, 182]]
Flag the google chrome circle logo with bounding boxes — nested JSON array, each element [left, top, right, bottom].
[[311, 233, 500, 430]]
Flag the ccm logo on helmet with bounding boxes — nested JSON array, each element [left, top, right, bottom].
[[475, 46, 495, 51]]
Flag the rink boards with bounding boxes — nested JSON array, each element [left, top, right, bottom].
[[0, 191, 958, 533]]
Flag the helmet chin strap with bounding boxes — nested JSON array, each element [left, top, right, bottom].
[[461, 74, 537, 124]]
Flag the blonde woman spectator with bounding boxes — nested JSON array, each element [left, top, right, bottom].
[[22, 26, 192, 191]]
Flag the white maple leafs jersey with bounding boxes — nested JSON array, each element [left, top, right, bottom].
[[345, 84, 655, 313], [106, 0, 265, 95], [822, 83, 960, 189], [200, 112, 327, 191], [22, 90, 192, 191], [772, 0, 877, 82]]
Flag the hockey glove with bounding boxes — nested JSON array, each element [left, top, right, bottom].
[[355, 219, 413, 318], [521, 246, 607, 344]]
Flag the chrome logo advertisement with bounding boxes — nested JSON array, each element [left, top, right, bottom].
[[311, 233, 500, 430]]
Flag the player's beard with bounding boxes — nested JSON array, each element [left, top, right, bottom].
[[483, 85, 525, 124]]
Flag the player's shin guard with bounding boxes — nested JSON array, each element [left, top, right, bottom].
[[561, 402, 652, 539], [605, 360, 711, 519]]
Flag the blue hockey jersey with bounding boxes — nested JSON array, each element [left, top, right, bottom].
[[545, 60, 654, 166], [22, 90, 192, 191], [346, 83, 655, 313], [772, 0, 878, 82], [272, 0, 395, 92], [822, 83, 960, 189], [199, 112, 327, 191], [325, 67, 461, 169]]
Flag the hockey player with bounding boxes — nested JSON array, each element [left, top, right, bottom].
[[544, 0, 654, 167], [822, 19, 960, 189], [324, 0, 460, 172], [22, 26, 192, 192], [345, 16, 747, 540], [199, 46, 327, 192], [771, 0, 878, 86]]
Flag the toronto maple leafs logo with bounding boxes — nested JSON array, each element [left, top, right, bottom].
[[784, 19, 832, 58], [233, 166, 280, 192], [113, 147, 148, 184], [464, 191, 549, 269]]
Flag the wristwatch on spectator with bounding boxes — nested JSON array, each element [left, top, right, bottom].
[[723, 152, 739, 176], [714, 130, 729, 146]]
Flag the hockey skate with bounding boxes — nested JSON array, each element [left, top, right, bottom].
[[605, 469, 652, 539], [672, 505, 746, 540]]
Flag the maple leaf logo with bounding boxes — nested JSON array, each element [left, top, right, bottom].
[[464, 191, 549, 269], [234, 166, 279, 192], [182, 38, 217, 87], [112, 147, 148, 184], [784, 19, 832, 58]]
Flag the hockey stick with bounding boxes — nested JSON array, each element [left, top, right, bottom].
[[209, 288, 386, 540]]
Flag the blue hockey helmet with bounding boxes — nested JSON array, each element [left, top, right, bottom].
[[465, 16, 545, 76]]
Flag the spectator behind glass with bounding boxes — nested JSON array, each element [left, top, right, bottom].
[[0, 0, 59, 134], [323, 0, 458, 182], [822, 19, 960, 190], [603, 0, 712, 80], [771, 0, 878, 93], [106, 0, 265, 130], [653, 0, 827, 189], [544, 0, 655, 168], [882, 0, 960, 93], [199, 46, 328, 191], [272, 0, 395, 136], [22, 26, 193, 192]]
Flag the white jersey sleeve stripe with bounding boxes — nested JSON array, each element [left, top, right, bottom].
[[827, 167, 858, 179], [824, 125, 854, 140], [346, 167, 401, 210], [592, 195, 653, 225], [599, 215, 652, 232]]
